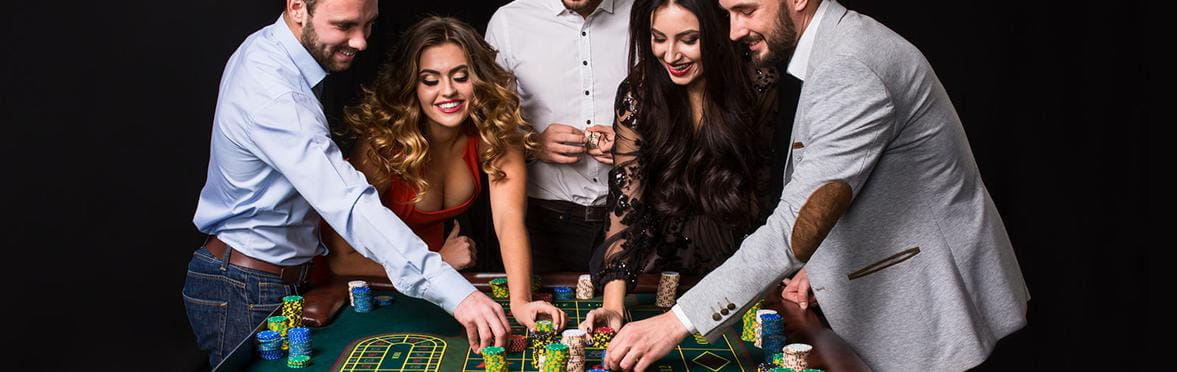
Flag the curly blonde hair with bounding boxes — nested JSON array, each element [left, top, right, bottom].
[[344, 16, 537, 202]]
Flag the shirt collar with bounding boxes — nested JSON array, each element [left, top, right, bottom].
[[786, 0, 833, 81], [272, 15, 328, 88], [551, 0, 616, 17]]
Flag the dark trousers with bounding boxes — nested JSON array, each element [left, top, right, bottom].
[[182, 246, 300, 367], [526, 198, 607, 273]]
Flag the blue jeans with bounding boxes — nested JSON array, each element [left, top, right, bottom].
[[182, 245, 297, 367]]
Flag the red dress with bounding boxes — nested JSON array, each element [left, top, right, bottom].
[[310, 134, 481, 285], [382, 133, 481, 252]]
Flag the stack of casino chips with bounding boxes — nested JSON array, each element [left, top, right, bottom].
[[655, 271, 679, 307], [589, 327, 615, 348], [347, 280, 368, 307], [753, 309, 777, 347], [742, 299, 765, 341], [553, 287, 574, 301], [535, 292, 554, 303], [575, 274, 594, 299], [536, 320, 555, 333], [481, 345, 507, 372], [528, 320, 557, 368], [267, 315, 290, 349], [772, 352, 785, 367], [782, 343, 813, 371], [352, 286, 373, 312], [287, 327, 312, 357], [282, 295, 304, 329], [531, 274, 543, 292], [256, 330, 284, 360], [489, 278, 509, 299], [560, 329, 588, 371], [542, 343, 569, 371], [760, 313, 787, 363], [286, 355, 311, 368]]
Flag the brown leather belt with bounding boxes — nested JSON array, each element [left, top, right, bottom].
[[528, 197, 608, 222], [205, 236, 310, 285]]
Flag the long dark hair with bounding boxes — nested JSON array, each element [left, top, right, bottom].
[[626, 0, 764, 226]]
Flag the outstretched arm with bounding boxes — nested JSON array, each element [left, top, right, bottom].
[[582, 81, 644, 332], [487, 141, 566, 331]]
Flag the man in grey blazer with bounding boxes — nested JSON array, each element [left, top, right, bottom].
[[603, 0, 1030, 370]]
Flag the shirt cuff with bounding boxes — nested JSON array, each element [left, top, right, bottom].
[[671, 304, 697, 334], [420, 267, 477, 314]]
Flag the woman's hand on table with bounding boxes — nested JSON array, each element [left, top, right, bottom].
[[510, 299, 567, 332], [579, 306, 624, 333]]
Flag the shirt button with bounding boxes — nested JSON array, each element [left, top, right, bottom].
[[581, 31, 587, 36], [592, 178, 598, 183], [584, 90, 590, 96], [586, 119, 591, 124], [583, 61, 588, 66], [712, 313, 722, 321]]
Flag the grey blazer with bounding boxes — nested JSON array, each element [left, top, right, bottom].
[[677, 1, 1030, 370]]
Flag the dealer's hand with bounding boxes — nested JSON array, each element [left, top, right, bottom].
[[604, 311, 689, 371]]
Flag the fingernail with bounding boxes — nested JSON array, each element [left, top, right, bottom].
[[800, 302, 808, 310]]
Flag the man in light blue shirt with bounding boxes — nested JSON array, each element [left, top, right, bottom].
[[182, 0, 510, 366]]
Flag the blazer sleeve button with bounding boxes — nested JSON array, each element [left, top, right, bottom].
[[712, 313, 722, 321]]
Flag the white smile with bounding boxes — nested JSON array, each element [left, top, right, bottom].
[[668, 62, 693, 75], [436, 100, 464, 113]]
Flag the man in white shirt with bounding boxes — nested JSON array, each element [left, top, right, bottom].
[[485, 0, 634, 272]]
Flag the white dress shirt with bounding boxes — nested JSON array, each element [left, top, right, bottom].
[[485, 0, 633, 206], [670, 0, 834, 334], [194, 16, 475, 313]]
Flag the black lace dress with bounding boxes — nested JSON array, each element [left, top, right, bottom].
[[590, 69, 781, 291]]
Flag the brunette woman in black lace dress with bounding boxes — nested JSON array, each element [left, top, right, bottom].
[[579, 0, 781, 331]]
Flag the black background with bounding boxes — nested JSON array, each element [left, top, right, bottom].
[[3, 0, 1153, 370]]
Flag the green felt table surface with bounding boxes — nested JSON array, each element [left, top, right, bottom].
[[232, 291, 764, 372]]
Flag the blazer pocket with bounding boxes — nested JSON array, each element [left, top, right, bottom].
[[847, 246, 921, 280]]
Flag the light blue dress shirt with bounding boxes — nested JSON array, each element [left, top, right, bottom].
[[193, 16, 475, 313]]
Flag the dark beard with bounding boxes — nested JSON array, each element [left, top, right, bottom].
[[300, 20, 349, 72], [755, 7, 799, 67], [563, 0, 602, 15]]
